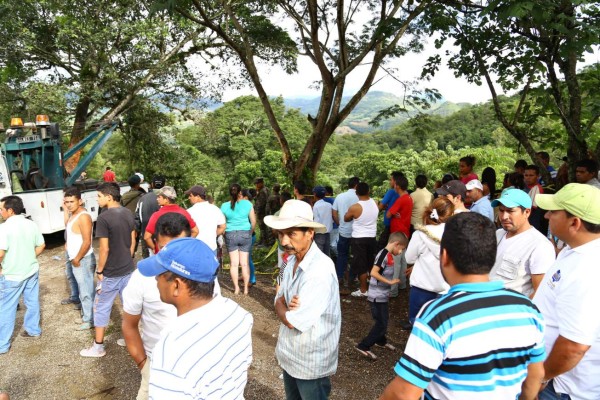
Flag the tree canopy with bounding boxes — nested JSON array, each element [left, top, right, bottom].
[[160, 0, 434, 182], [424, 0, 600, 178]]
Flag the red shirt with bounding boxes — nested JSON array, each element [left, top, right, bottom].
[[388, 193, 413, 238], [145, 204, 197, 253], [103, 170, 116, 182], [460, 173, 478, 184]]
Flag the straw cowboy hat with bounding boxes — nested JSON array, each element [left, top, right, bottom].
[[264, 200, 327, 234]]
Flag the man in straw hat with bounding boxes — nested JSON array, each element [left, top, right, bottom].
[[533, 183, 600, 399], [265, 200, 341, 400]]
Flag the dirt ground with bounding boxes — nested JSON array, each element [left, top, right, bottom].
[[0, 235, 411, 400]]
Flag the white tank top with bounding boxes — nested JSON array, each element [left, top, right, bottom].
[[351, 199, 379, 238], [66, 211, 93, 260]]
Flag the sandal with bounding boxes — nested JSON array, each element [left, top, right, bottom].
[[354, 346, 377, 360]]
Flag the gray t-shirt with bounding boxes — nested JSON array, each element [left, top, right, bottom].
[[95, 206, 135, 277], [367, 248, 395, 303]]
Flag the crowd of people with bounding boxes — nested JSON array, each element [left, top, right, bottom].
[[0, 151, 599, 400]]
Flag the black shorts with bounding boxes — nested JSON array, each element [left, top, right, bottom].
[[351, 237, 377, 275]]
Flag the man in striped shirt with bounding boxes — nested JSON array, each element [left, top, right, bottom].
[[380, 212, 546, 400], [265, 200, 341, 400], [138, 237, 253, 399]]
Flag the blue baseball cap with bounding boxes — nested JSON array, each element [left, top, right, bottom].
[[313, 186, 326, 198], [491, 188, 532, 209], [138, 237, 218, 282]]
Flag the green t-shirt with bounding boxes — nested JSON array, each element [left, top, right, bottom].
[[0, 215, 45, 281]]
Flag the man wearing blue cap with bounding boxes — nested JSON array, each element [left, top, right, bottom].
[[489, 188, 555, 298], [137, 237, 253, 399]]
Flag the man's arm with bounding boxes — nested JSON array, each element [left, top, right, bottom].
[[121, 312, 147, 370], [130, 230, 136, 257], [379, 376, 424, 400], [344, 203, 359, 222], [332, 209, 340, 225], [143, 231, 154, 250], [71, 214, 93, 267], [190, 226, 199, 238], [0, 249, 5, 265], [275, 295, 294, 329], [543, 335, 590, 381], [35, 244, 45, 257], [519, 361, 544, 400], [96, 237, 109, 280], [216, 223, 226, 236], [529, 274, 544, 299]]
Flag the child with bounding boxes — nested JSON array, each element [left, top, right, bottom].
[[524, 165, 547, 233], [355, 232, 408, 360]]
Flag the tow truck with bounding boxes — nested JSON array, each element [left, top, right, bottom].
[[0, 115, 135, 233]]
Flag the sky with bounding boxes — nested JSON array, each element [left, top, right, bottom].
[[219, 39, 600, 105]]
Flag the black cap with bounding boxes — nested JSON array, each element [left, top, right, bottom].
[[435, 180, 467, 199], [152, 175, 166, 189]]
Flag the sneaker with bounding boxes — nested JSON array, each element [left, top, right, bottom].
[[76, 322, 93, 331], [20, 331, 40, 338], [80, 343, 106, 358], [117, 338, 126, 347], [375, 343, 396, 351], [399, 320, 413, 331], [350, 289, 367, 297], [61, 298, 81, 306], [354, 346, 377, 360]]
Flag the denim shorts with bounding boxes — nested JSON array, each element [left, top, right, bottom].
[[93, 273, 132, 328], [224, 230, 252, 252]]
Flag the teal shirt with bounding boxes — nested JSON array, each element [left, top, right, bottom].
[[0, 215, 45, 281], [221, 200, 253, 232]]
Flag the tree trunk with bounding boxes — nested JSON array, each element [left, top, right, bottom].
[[64, 97, 91, 173]]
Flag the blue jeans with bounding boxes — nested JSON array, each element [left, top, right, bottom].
[[538, 381, 571, 400], [282, 370, 331, 400], [0, 272, 41, 353], [336, 235, 351, 280], [68, 253, 96, 324], [409, 286, 439, 324], [249, 233, 256, 284], [358, 301, 389, 351], [314, 233, 330, 257], [65, 256, 79, 302]]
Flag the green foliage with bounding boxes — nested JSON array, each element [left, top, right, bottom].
[[344, 141, 517, 199]]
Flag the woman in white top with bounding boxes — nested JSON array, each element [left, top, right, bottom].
[[405, 197, 454, 325]]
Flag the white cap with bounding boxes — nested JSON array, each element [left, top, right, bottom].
[[465, 179, 483, 191], [135, 172, 144, 183]]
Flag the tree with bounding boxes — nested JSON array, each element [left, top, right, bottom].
[[178, 95, 311, 180], [0, 0, 214, 171], [424, 0, 600, 179], [161, 0, 433, 182]]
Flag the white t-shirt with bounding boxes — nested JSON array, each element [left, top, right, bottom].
[[122, 270, 177, 356], [149, 296, 253, 400], [187, 201, 226, 251], [405, 224, 449, 294], [123, 270, 222, 355], [490, 227, 555, 297], [533, 238, 600, 399]]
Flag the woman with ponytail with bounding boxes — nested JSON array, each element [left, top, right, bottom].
[[404, 197, 454, 327], [220, 183, 256, 295]]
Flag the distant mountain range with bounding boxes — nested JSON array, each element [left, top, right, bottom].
[[198, 90, 470, 134], [284, 91, 470, 134]]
